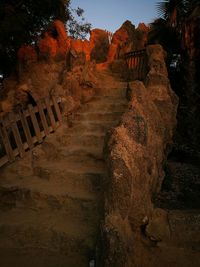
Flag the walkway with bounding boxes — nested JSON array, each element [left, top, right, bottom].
[[0, 70, 128, 267]]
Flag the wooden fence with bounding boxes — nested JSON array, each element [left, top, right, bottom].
[[124, 49, 148, 81], [0, 96, 62, 168]]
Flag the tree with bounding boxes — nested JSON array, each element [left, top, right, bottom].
[[149, 0, 200, 152], [148, 18, 180, 55], [153, 0, 200, 51], [67, 6, 91, 39], [0, 0, 91, 76]]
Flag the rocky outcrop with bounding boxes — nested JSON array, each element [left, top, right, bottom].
[[38, 32, 58, 59], [0, 60, 99, 117], [38, 19, 70, 60], [59, 63, 99, 113], [70, 39, 91, 63], [1, 20, 150, 116], [103, 44, 180, 267], [17, 45, 38, 64], [53, 20, 70, 57], [90, 29, 110, 63], [107, 20, 149, 62]]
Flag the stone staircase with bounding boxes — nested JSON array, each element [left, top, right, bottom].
[[0, 71, 128, 267]]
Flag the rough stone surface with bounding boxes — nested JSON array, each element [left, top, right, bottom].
[[0, 60, 99, 117], [0, 20, 150, 116], [38, 20, 70, 60], [17, 45, 38, 64], [53, 20, 70, 57], [38, 32, 58, 59], [70, 39, 91, 62], [90, 29, 110, 63], [107, 20, 149, 61], [101, 45, 200, 267]]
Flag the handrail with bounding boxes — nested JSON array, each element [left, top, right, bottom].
[[0, 95, 62, 168], [124, 49, 146, 58], [124, 49, 148, 81]]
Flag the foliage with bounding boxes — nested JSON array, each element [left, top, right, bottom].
[[0, 0, 91, 76], [148, 18, 180, 54], [149, 0, 200, 153], [67, 7, 91, 39], [149, 0, 200, 52]]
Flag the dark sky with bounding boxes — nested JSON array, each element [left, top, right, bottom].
[[71, 0, 158, 32]]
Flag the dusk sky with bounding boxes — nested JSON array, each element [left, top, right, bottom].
[[71, 0, 158, 33]]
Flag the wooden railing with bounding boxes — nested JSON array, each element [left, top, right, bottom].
[[0, 95, 62, 168], [124, 49, 148, 81]]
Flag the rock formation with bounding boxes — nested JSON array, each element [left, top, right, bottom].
[[38, 19, 70, 60], [0, 20, 149, 117], [107, 20, 149, 62], [102, 45, 200, 267], [0, 60, 100, 117], [90, 29, 110, 63], [38, 32, 58, 59], [70, 39, 91, 63], [17, 45, 38, 64]]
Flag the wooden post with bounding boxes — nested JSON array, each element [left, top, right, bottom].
[[45, 97, 56, 130], [52, 96, 62, 124], [9, 113, 25, 158], [28, 104, 42, 143], [0, 95, 63, 169], [0, 117, 15, 162], [19, 110, 34, 149], [37, 100, 50, 136]]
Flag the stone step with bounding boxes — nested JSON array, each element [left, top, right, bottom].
[[0, 188, 101, 221], [61, 129, 105, 138], [0, 168, 105, 195], [67, 135, 103, 148], [92, 95, 127, 102], [1, 198, 101, 232], [80, 99, 127, 113], [58, 144, 104, 159], [70, 119, 120, 129], [65, 122, 116, 136], [95, 71, 127, 88], [0, 248, 88, 267], [34, 158, 107, 177], [96, 87, 127, 97], [74, 111, 124, 122], [71, 119, 121, 130], [0, 209, 99, 262], [0, 170, 105, 210], [55, 132, 106, 149], [58, 143, 104, 158]]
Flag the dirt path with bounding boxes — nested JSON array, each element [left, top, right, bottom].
[[0, 71, 128, 267]]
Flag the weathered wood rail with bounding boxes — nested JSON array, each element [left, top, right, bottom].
[[0, 96, 62, 168], [124, 49, 148, 81]]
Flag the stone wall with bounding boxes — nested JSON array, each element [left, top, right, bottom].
[[103, 44, 178, 267]]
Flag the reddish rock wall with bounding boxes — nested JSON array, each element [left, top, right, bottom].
[[1, 20, 148, 116], [107, 20, 149, 62], [17, 45, 38, 63], [90, 29, 110, 63]]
